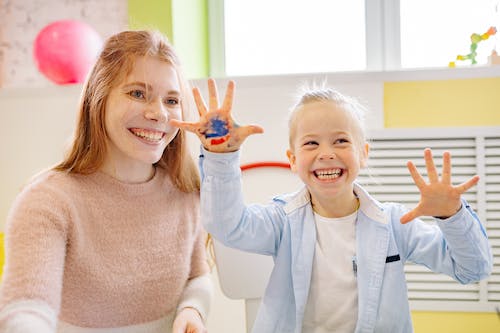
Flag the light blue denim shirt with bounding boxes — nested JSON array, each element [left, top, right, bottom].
[[199, 148, 492, 333]]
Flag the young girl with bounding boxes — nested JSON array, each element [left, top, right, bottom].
[[172, 79, 492, 333], [0, 31, 212, 333]]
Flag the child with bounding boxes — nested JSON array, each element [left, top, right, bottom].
[[0, 31, 212, 333], [171, 79, 492, 333]]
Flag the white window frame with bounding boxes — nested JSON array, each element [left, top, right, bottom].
[[208, 0, 403, 76]]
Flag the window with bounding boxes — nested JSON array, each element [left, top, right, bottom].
[[209, 0, 499, 76], [400, 0, 497, 68], [222, 0, 366, 76]]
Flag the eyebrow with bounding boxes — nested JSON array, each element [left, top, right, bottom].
[[300, 131, 349, 139], [121, 81, 181, 95]]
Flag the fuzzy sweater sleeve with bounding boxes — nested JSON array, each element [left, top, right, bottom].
[[176, 195, 212, 321], [0, 174, 68, 331]]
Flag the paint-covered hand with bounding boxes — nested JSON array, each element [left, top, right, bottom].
[[170, 78, 263, 153], [400, 148, 479, 224]]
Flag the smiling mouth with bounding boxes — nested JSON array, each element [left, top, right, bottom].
[[129, 128, 165, 142], [314, 168, 343, 180]]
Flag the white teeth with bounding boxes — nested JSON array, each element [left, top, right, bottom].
[[131, 129, 163, 142], [315, 169, 342, 180]]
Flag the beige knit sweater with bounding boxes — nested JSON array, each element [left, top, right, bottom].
[[0, 167, 209, 329]]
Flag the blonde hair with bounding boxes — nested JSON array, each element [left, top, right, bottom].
[[54, 30, 199, 193], [288, 84, 367, 151]]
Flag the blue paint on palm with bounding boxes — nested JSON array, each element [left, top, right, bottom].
[[205, 117, 229, 138]]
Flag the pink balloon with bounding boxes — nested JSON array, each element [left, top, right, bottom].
[[33, 20, 103, 85]]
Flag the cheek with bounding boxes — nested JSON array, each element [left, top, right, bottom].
[[170, 107, 182, 121]]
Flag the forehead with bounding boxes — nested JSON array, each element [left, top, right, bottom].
[[123, 56, 180, 91], [294, 101, 354, 132]]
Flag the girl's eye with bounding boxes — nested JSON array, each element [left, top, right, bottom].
[[164, 97, 180, 106], [335, 138, 349, 144], [304, 141, 318, 146], [128, 90, 145, 99]]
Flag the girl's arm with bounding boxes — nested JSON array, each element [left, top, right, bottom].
[[172, 79, 285, 255]]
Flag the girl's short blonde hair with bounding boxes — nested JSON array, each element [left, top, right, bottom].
[[288, 84, 367, 151]]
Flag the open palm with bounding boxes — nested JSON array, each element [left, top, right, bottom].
[[400, 148, 479, 224], [170, 78, 263, 152]]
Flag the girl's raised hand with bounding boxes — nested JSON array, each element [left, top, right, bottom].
[[170, 78, 263, 153], [400, 148, 480, 224]]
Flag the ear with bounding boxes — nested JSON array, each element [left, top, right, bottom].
[[286, 149, 297, 173], [360, 142, 370, 168]]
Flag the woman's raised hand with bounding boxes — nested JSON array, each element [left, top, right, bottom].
[[170, 78, 263, 153], [400, 148, 480, 224]]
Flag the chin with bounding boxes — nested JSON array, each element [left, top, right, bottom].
[[136, 153, 164, 166]]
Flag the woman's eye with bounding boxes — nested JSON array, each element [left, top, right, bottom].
[[164, 98, 180, 106], [128, 90, 145, 99]]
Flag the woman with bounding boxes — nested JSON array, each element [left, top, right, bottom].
[[0, 30, 212, 333]]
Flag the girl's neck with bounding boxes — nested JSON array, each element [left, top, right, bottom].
[[311, 191, 359, 218]]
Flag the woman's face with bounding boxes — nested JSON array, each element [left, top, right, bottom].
[[102, 56, 182, 179]]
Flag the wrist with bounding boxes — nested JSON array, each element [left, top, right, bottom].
[[179, 306, 203, 321], [434, 203, 462, 220]]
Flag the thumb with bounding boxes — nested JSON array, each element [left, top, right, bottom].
[[400, 209, 419, 224], [169, 119, 198, 133], [239, 125, 264, 140]]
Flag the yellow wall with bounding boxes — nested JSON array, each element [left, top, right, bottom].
[[127, 0, 209, 78], [412, 311, 500, 333], [384, 77, 500, 128], [385, 78, 500, 332], [128, 0, 173, 38]]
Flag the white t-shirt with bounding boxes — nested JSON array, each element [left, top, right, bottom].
[[302, 210, 358, 333]]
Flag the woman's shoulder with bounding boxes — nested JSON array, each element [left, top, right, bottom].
[[12, 170, 97, 215], [22, 169, 83, 195], [7, 170, 83, 231]]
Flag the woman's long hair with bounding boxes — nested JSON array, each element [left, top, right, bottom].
[[54, 30, 199, 192]]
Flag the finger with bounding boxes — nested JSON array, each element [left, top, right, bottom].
[[221, 80, 235, 114], [424, 148, 439, 183], [169, 119, 199, 133], [406, 161, 426, 189], [208, 78, 220, 111], [455, 175, 480, 194], [192, 87, 207, 116], [238, 125, 264, 140], [441, 151, 451, 184], [400, 209, 419, 224]]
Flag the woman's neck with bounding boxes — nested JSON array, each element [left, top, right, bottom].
[[99, 160, 156, 184]]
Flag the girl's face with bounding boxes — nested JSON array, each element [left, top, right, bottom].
[[102, 56, 182, 180], [287, 101, 368, 216]]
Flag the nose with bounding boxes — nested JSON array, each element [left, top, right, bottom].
[[144, 98, 168, 122], [319, 148, 336, 160]]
